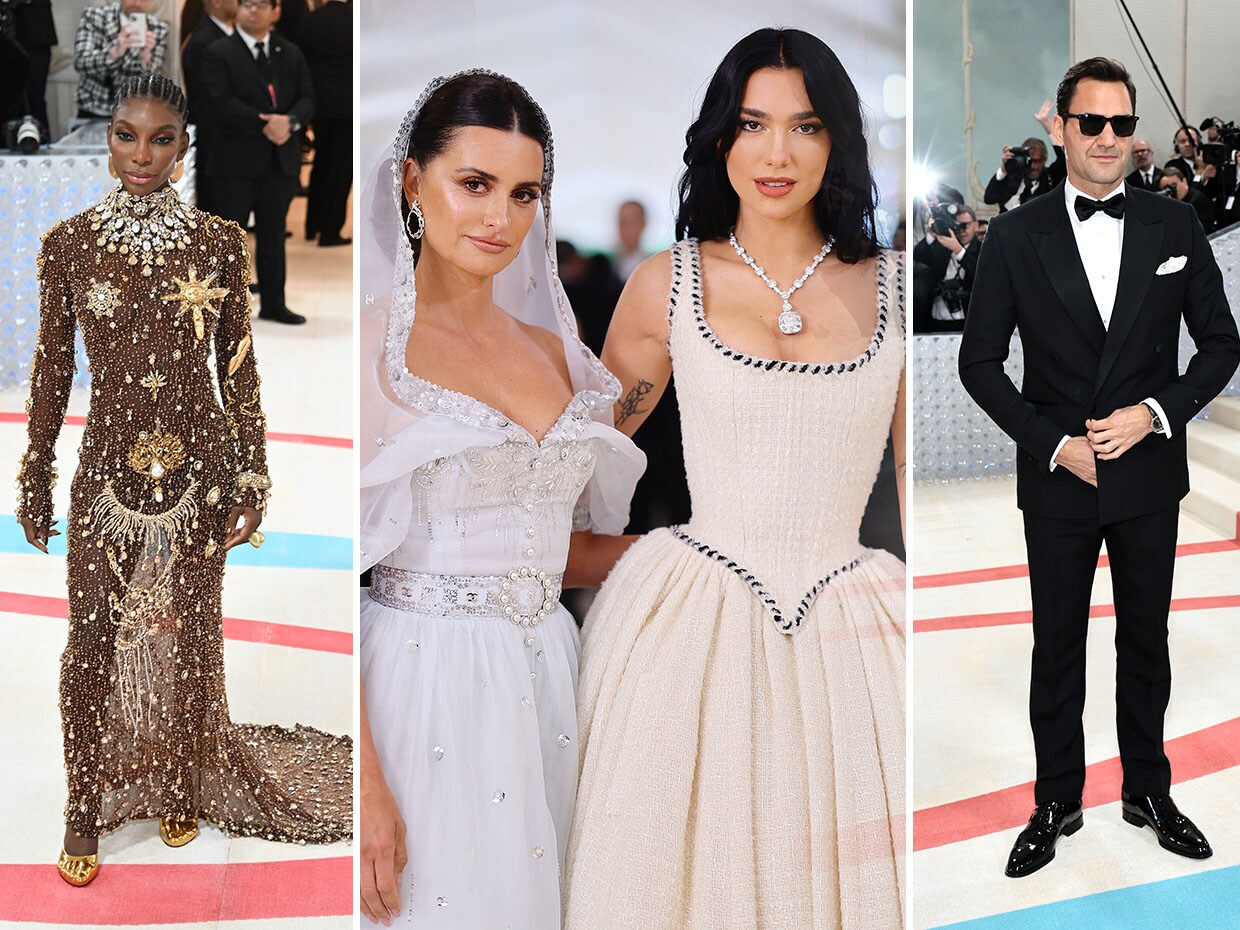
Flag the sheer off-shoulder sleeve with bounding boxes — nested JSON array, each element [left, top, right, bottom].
[[212, 220, 271, 513], [16, 222, 76, 528]]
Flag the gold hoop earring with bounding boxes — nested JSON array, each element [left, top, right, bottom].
[[170, 160, 184, 183], [107, 155, 118, 179]]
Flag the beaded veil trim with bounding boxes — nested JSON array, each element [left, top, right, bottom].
[[671, 526, 870, 634]]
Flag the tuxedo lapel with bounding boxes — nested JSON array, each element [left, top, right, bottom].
[[1029, 198, 1106, 353], [1094, 192, 1164, 396]]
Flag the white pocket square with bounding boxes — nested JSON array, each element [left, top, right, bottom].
[[1155, 255, 1187, 275]]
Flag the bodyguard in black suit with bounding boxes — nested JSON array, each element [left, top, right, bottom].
[[298, 0, 352, 246], [203, 0, 315, 324], [960, 58, 1240, 879], [182, 0, 236, 214]]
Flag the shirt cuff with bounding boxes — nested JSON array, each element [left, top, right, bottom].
[[995, 167, 1007, 180], [1049, 434, 1071, 472], [1142, 397, 1172, 438]]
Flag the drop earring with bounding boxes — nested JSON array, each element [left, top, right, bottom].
[[107, 155, 119, 179], [406, 200, 424, 241], [170, 160, 184, 183]]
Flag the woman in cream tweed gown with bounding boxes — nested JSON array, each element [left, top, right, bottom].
[[565, 29, 905, 930]]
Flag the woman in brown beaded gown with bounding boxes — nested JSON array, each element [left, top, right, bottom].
[[15, 74, 352, 887]]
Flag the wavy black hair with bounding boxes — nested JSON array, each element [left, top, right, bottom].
[[403, 73, 550, 257], [675, 28, 879, 263]]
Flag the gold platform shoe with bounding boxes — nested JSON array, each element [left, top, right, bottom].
[[57, 848, 100, 886], [159, 815, 199, 848]]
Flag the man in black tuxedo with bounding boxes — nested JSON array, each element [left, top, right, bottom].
[[183, 0, 238, 214], [298, 0, 352, 246], [960, 57, 1240, 879], [985, 130, 1068, 213], [1125, 138, 1162, 191], [203, 0, 315, 324]]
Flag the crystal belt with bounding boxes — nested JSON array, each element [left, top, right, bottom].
[[369, 564, 564, 627]]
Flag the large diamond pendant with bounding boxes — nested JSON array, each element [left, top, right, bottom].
[[777, 302, 803, 335]]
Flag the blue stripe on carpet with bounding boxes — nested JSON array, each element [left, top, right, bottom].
[[931, 862, 1240, 930], [1, 516, 350, 570]]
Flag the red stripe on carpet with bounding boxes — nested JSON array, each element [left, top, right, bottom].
[[0, 855, 350, 924], [0, 412, 351, 448], [914, 716, 1240, 851], [915, 594, 1240, 634], [914, 534, 1240, 589], [0, 591, 352, 655]]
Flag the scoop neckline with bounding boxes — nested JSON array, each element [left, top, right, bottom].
[[684, 238, 894, 374]]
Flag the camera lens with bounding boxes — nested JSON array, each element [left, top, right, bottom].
[[16, 117, 40, 155]]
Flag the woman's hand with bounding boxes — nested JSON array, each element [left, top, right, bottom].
[[222, 506, 262, 550], [18, 516, 59, 554], [359, 765, 408, 926]]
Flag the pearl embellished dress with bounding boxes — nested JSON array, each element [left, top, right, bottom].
[[359, 350, 644, 926], [565, 241, 906, 929], [16, 185, 352, 844]]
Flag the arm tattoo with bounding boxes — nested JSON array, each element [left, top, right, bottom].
[[896, 458, 907, 481], [616, 379, 654, 427]]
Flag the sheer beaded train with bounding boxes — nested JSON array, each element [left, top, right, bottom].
[[17, 185, 352, 844], [565, 242, 906, 930]]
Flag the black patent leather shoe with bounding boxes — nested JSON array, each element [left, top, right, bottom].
[[258, 307, 307, 325], [1005, 799, 1083, 877], [1121, 792, 1212, 859]]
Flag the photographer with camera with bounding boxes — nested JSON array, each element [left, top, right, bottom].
[[72, 0, 168, 119], [984, 100, 1067, 213], [1194, 117, 1240, 221], [1159, 164, 1217, 231], [913, 201, 981, 333]]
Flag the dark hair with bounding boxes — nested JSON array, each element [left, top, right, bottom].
[[1172, 124, 1201, 153], [1021, 137, 1048, 159], [675, 28, 879, 262], [403, 73, 551, 257], [1162, 165, 1186, 183], [111, 73, 189, 129], [1055, 57, 1136, 119], [956, 205, 977, 222]]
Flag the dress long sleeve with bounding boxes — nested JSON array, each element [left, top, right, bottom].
[[213, 222, 271, 513], [17, 223, 76, 528]]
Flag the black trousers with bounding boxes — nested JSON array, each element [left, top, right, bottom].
[[305, 117, 351, 239], [1023, 504, 1178, 804], [212, 154, 297, 315]]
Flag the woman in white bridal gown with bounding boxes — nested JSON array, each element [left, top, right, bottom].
[[356, 71, 643, 928]]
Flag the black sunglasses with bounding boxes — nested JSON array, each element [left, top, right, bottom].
[[1064, 113, 1140, 137]]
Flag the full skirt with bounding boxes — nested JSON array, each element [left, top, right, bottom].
[[360, 590, 581, 928], [565, 528, 905, 930]]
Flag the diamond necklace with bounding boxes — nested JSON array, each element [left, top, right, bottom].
[[728, 229, 834, 335]]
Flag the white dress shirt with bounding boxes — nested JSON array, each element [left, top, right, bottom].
[[237, 24, 269, 60], [1136, 166, 1156, 188], [207, 14, 235, 36], [1050, 178, 1170, 470]]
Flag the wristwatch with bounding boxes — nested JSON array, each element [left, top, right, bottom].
[[288, 115, 302, 134], [1144, 402, 1164, 435]]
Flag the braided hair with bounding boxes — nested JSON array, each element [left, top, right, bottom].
[[111, 72, 190, 129]]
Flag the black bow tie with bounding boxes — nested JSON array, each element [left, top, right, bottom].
[[1075, 192, 1125, 222]]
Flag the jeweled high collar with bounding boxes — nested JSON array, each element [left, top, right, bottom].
[[91, 184, 198, 275]]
